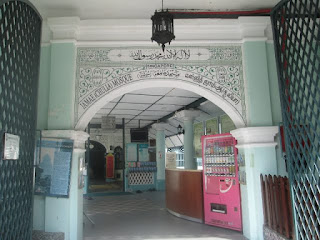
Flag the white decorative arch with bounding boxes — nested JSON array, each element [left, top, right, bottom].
[[75, 79, 245, 130], [75, 46, 246, 130]]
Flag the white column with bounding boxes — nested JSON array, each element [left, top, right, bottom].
[[175, 110, 200, 170], [230, 126, 278, 240], [41, 130, 89, 240], [153, 123, 167, 190]]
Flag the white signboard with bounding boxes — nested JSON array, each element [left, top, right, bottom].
[[3, 133, 20, 160], [166, 152, 177, 169]]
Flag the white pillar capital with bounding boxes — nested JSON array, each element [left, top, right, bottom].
[[47, 17, 80, 41], [152, 123, 167, 131], [41, 130, 89, 149], [230, 126, 278, 149], [175, 109, 201, 121], [239, 16, 271, 41]]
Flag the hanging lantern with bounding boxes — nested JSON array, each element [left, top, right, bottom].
[[151, 8, 175, 51], [177, 124, 184, 134]]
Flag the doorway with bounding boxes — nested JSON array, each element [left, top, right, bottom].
[[76, 45, 246, 239], [83, 86, 243, 239]]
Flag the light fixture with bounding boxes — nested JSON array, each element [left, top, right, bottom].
[[151, 0, 175, 51], [177, 124, 184, 134]]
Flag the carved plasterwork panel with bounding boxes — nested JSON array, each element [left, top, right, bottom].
[[75, 46, 246, 126]]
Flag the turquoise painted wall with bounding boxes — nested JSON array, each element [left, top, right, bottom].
[[37, 45, 51, 130], [156, 130, 166, 190], [45, 197, 70, 235], [266, 43, 287, 176], [33, 45, 52, 231], [243, 41, 287, 177], [33, 42, 84, 240], [156, 130, 166, 180], [48, 43, 76, 130], [240, 41, 286, 240], [44, 146, 84, 240], [184, 119, 197, 170], [33, 195, 45, 231], [266, 43, 282, 125], [239, 147, 278, 240], [69, 151, 84, 240], [243, 41, 273, 126]]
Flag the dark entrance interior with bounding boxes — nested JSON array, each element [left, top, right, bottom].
[[89, 141, 106, 181], [88, 141, 123, 192]]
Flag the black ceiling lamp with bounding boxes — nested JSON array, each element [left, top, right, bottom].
[[151, 0, 175, 52], [177, 124, 184, 134]]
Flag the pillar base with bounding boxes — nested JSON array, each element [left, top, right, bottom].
[[231, 126, 279, 240]]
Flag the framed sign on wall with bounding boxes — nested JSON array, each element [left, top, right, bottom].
[[34, 138, 74, 198]]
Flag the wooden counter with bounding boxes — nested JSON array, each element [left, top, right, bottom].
[[166, 169, 203, 222]]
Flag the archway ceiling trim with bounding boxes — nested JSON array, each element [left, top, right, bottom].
[[42, 16, 273, 44]]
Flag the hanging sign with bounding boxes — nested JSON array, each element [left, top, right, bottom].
[[3, 133, 20, 160]]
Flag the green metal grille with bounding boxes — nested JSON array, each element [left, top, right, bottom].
[[0, 1, 41, 239], [271, 0, 320, 239]]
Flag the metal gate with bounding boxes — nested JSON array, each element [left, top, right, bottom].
[[0, 1, 41, 239], [271, 0, 320, 239]]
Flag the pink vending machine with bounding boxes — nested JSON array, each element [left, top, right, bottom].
[[201, 133, 242, 231]]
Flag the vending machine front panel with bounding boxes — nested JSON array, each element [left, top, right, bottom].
[[201, 133, 242, 231], [205, 176, 220, 195]]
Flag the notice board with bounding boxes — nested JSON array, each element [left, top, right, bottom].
[[165, 152, 176, 169], [34, 138, 74, 198]]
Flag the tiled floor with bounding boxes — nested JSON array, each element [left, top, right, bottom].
[[83, 191, 247, 240]]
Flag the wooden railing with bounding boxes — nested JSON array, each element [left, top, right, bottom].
[[260, 174, 294, 239]]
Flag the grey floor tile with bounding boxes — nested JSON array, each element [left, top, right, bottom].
[[83, 192, 246, 240]]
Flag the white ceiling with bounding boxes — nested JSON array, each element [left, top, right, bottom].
[[90, 87, 225, 142], [30, 0, 280, 20]]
